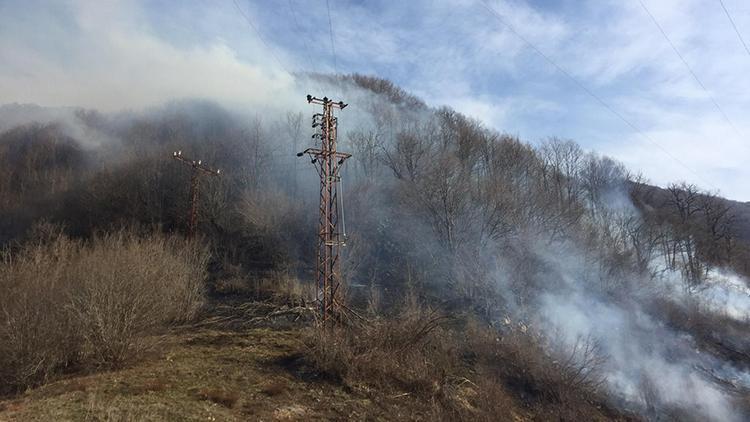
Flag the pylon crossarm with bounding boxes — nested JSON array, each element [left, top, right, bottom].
[[307, 95, 348, 109], [171, 150, 220, 239], [195, 166, 220, 176]]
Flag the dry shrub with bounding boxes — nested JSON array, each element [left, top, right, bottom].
[[304, 300, 452, 390], [464, 320, 610, 419], [0, 229, 81, 392], [213, 276, 250, 295], [302, 299, 474, 419], [302, 298, 611, 421], [69, 230, 207, 366], [0, 227, 208, 394], [654, 296, 750, 365], [214, 270, 312, 306], [266, 271, 313, 306]]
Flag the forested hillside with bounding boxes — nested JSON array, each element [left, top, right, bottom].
[[2, 75, 750, 421]]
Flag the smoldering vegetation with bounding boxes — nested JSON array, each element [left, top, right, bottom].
[[1, 74, 750, 420]]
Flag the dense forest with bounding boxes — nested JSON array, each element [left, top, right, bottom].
[[1, 74, 750, 421]]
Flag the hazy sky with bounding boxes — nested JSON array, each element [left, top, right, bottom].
[[1, 0, 749, 200]]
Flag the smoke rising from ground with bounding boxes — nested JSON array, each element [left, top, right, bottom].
[[525, 239, 748, 421], [2, 70, 750, 420]]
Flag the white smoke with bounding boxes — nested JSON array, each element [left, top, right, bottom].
[[657, 267, 750, 322], [500, 181, 750, 421], [531, 241, 746, 421]]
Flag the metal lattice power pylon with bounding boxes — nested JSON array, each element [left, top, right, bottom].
[[297, 95, 351, 324], [172, 151, 220, 239]]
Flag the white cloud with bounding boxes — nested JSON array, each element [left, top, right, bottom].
[[476, 0, 750, 200], [0, 1, 298, 112], [445, 95, 511, 128], [1, 0, 748, 199]]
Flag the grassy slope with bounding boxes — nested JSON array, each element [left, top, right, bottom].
[[0, 326, 436, 421], [0, 301, 504, 422], [0, 299, 632, 421]]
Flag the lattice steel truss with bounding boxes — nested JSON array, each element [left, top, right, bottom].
[[297, 95, 351, 324]]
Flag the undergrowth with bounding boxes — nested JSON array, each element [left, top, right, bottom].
[[302, 295, 618, 421], [0, 224, 208, 395]]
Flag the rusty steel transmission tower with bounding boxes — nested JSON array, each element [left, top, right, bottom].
[[172, 151, 221, 239], [297, 95, 351, 324]]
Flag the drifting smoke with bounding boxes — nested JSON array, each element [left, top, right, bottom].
[[337, 85, 750, 420], [2, 71, 749, 420], [527, 241, 747, 421], [700, 271, 750, 321], [490, 187, 750, 421], [659, 268, 750, 322]]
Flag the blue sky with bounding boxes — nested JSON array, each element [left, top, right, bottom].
[[1, 0, 749, 200]]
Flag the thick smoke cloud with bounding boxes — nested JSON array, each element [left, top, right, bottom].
[[480, 181, 750, 421], [3, 0, 750, 200], [527, 240, 748, 421], [0, 1, 300, 112]]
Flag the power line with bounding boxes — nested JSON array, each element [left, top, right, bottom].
[[638, 0, 741, 137], [477, 0, 716, 189], [232, 1, 327, 111], [325, 0, 339, 74], [324, 0, 345, 97], [286, 0, 327, 94], [231, 0, 294, 76], [287, 0, 319, 73], [717, 0, 750, 58]]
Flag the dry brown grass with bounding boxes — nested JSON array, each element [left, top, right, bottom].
[[213, 270, 313, 306], [130, 379, 168, 395], [463, 320, 611, 418], [197, 388, 239, 408], [0, 322, 438, 421], [302, 297, 619, 421], [259, 380, 288, 397], [301, 299, 486, 420], [0, 226, 209, 395]]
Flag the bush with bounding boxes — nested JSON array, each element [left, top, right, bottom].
[[464, 322, 607, 412], [0, 227, 208, 394], [302, 298, 612, 421], [303, 299, 454, 393], [213, 270, 313, 306], [0, 229, 81, 392]]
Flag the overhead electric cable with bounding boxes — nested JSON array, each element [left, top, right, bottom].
[[638, 0, 741, 137], [287, 0, 319, 73], [287, 0, 327, 93], [325, 0, 339, 74], [477, 0, 716, 190], [231, 0, 294, 76], [324, 0, 346, 97], [232, 1, 327, 109], [717, 0, 750, 58]]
